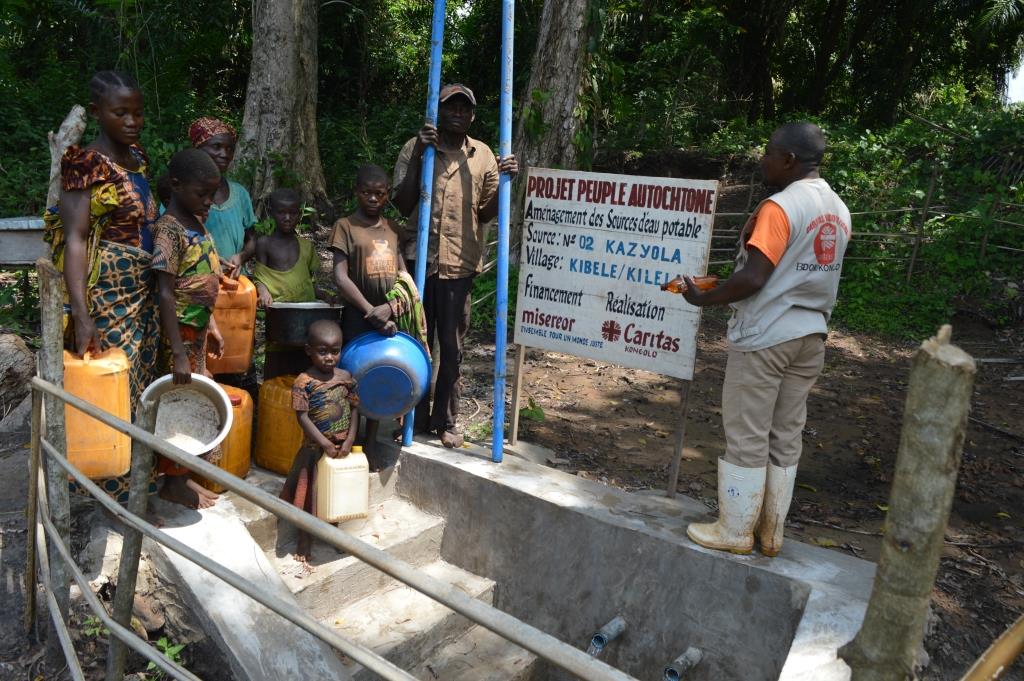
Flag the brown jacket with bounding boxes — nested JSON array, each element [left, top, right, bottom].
[[393, 135, 498, 279]]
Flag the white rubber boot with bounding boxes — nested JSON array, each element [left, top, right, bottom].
[[757, 463, 797, 557], [687, 459, 766, 555]]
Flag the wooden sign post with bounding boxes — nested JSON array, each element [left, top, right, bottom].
[[508, 168, 718, 498]]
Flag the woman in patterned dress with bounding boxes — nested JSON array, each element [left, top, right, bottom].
[[45, 70, 160, 502]]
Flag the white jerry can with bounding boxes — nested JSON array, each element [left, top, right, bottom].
[[315, 446, 370, 522]]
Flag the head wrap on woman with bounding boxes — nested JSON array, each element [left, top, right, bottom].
[[189, 117, 237, 148]]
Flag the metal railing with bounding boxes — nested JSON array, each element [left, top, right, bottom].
[[26, 258, 638, 681]]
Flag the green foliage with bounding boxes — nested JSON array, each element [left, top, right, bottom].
[[0, 271, 39, 340], [146, 636, 186, 680], [466, 419, 493, 440], [519, 397, 545, 422], [1, 0, 1021, 343], [521, 89, 552, 141], [82, 615, 109, 639], [470, 264, 519, 331]]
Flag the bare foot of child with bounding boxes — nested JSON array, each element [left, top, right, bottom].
[[295, 531, 315, 574], [160, 475, 216, 509]]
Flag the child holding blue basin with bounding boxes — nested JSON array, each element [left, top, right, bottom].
[[331, 165, 406, 459]]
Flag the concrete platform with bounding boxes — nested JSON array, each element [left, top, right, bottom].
[[139, 437, 870, 681], [398, 439, 873, 681]]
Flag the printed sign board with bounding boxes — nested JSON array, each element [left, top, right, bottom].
[[513, 168, 719, 380]]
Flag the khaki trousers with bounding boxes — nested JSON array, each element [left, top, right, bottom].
[[722, 334, 826, 469]]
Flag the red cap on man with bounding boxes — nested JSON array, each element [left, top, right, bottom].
[[439, 83, 476, 106]]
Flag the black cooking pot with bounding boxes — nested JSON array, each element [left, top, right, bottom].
[[265, 302, 343, 346]]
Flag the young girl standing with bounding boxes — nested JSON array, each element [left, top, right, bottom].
[[151, 148, 229, 509], [45, 70, 160, 503]]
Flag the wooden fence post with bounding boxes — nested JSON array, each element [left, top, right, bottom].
[[508, 345, 526, 445], [106, 401, 157, 681], [36, 258, 71, 669], [839, 325, 976, 681], [665, 380, 693, 498], [906, 169, 938, 284]]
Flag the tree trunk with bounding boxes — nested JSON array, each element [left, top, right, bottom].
[[839, 325, 976, 681], [236, 0, 328, 216], [46, 105, 87, 208], [511, 0, 593, 247]]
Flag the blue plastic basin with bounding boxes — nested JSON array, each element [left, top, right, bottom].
[[339, 331, 431, 420]]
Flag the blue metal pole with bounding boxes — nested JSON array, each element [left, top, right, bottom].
[[403, 0, 446, 448], [491, 0, 514, 463]]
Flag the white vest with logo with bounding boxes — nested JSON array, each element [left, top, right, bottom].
[[727, 178, 851, 352]]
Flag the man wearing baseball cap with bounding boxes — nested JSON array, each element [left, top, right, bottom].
[[393, 83, 518, 448]]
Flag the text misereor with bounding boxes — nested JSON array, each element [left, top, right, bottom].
[[526, 175, 715, 214]]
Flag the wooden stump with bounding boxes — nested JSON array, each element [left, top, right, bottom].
[[839, 325, 976, 680]]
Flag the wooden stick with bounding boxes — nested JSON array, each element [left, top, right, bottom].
[[980, 158, 1010, 260], [958, 613, 1024, 681], [36, 258, 70, 668], [106, 401, 157, 681], [968, 416, 1024, 442], [509, 345, 527, 445], [46, 106, 87, 209], [665, 380, 692, 498], [23, 389, 42, 636], [907, 169, 937, 284], [839, 325, 976, 681]]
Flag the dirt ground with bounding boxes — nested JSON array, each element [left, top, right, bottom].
[[455, 308, 1024, 680]]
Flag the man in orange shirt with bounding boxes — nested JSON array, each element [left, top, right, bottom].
[[681, 122, 851, 557]]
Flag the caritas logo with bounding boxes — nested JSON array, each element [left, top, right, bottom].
[[807, 214, 849, 265]]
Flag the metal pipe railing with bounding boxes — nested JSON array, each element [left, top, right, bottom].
[[35, 478, 199, 681], [29, 377, 638, 681], [37, 435, 417, 681], [31, 491, 86, 681]]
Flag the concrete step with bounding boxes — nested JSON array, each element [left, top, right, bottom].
[[410, 625, 540, 681], [237, 465, 400, 551], [268, 496, 446, 619], [145, 497, 355, 681], [329, 560, 495, 681]]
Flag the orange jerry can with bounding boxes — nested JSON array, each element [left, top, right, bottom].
[[206, 275, 257, 375], [193, 384, 253, 493], [63, 349, 131, 478], [254, 375, 304, 474]]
